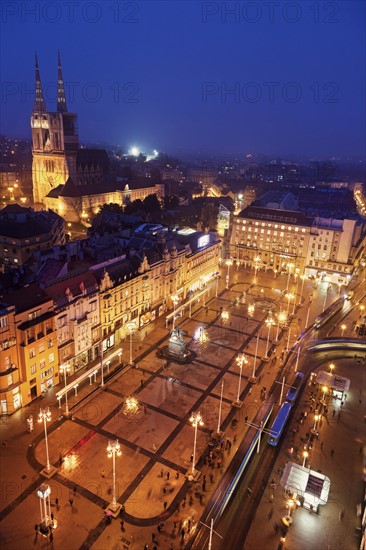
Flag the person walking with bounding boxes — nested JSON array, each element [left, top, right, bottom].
[[120, 519, 124, 531], [69, 497, 73, 507], [166, 471, 170, 480], [55, 497, 59, 510], [160, 468, 164, 478], [164, 501, 167, 511], [73, 485, 77, 496]]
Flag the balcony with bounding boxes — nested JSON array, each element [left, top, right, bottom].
[[37, 331, 44, 339]]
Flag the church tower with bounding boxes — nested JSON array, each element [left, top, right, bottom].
[[31, 52, 79, 204]]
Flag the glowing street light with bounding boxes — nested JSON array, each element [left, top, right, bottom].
[[275, 310, 287, 342], [287, 498, 295, 517], [189, 411, 204, 476], [225, 259, 233, 289], [221, 310, 229, 322], [299, 274, 307, 304], [59, 363, 71, 416], [286, 263, 294, 291], [106, 439, 122, 513], [340, 324, 347, 337], [235, 353, 248, 404], [302, 450, 309, 467], [286, 293, 294, 317], [253, 255, 261, 279], [312, 414, 320, 432], [329, 363, 335, 374], [321, 385, 328, 404], [125, 321, 137, 366], [38, 407, 52, 473], [171, 293, 179, 329], [264, 315, 275, 358]]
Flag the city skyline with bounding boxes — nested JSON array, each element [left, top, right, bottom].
[[1, 1, 365, 158]]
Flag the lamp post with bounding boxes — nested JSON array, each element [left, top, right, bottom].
[[322, 286, 329, 313], [235, 353, 248, 403], [225, 259, 233, 289], [312, 414, 319, 432], [125, 321, 137, 366], [38, 407, 52, 472], [292, 274, 299, 315], [264, 315, 275, 358], [299, 274, 307, 305], [305, 303, 311, 329], [59, 363, 71, 416], [329, 362, 335, 375], [189, 411, 204, 476], [286, 263, 294, 291], [286, 293, 294, 317], [340, 324, 346, 337], [275, 311, 287, 342], [106, 439, 122, 512], [288, 499, 294, 517], [100, 339, 105, 387], [253, 255, 260, 280], [171, 293, 179, 329], [321, 385, 328, 403], [217, 380, 224, 435], [302, 450, 309, 467], [37, 483, 53, 532]]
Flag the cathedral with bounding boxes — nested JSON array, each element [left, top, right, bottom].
[[31, 53, 163, 221]]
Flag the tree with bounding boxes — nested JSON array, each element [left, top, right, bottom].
[[163, 195, 180, 209], [124, 199, 144, 215], [143, 194, 161, 213], [100, 203, 124, 214]]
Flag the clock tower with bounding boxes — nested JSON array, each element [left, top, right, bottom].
[[31, 51, 79, 204]]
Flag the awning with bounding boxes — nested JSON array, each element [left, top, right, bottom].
[[281, 462, 330, 507]]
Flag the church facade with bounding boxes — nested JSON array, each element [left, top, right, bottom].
[[31, 53, 164, 221]]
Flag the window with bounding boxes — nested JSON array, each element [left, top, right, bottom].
[[40, 358, 46, 369], [7, 373, 13, 386], [30, 364, 37, 374], [29, 309, 41, 320], [0, 316, 8, 328], [49, 353, 54, 363], [48, 339, 53, 349], [29, 348, 36, 359], [39, 342, 45, 353]]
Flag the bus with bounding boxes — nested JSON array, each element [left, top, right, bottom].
[[314, 297, 345, 329], [268, 402, 293, 447], [286, 372, 304, 403]]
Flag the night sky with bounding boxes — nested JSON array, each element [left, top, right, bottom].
[[1, 0, 365, 158]]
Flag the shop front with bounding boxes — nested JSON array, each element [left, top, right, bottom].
[[281, 462, 330, 513]]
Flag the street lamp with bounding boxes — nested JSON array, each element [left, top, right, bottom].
[[286, 293, 294, 317], [275, 311, 287, 342], [37, 483, 55, 533], [312, 414, 320, 432], [59, 363, 71, 416], [321, 385, 328, 403], [189, 411, 204, 476], [287, 498, 294, 517], [360, 304, 365, 318], [235, 353, 248, 403], [302, 450, 309, 467], [225, 259, 233, 289], [253, 255, 260, 279], [329, 363, 335, 374], [171, 293, 179, 329], [292, 274, 300, 315], [286, 263, 294, 291], [106, 439, 122, 513], [299, 274, 307, 305], [264, 315, 275, 358], [125, 321, 137, 366], [340, 324, 346, 337], [38, 407, 52, 473]]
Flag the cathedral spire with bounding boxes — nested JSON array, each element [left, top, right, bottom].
[[57, 49, 68, 113], [33, 52, 46, 113]]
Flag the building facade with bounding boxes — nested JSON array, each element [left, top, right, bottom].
[[0, 304, 21, 415], [0, 204, 66, 272], [230, 205, 366, 284]]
